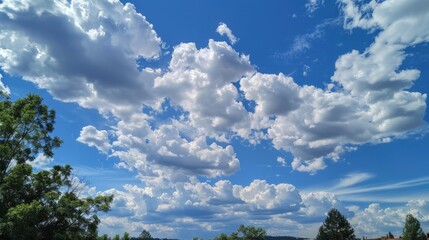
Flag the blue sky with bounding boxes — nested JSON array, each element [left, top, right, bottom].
[[1, 0, 429, 238]]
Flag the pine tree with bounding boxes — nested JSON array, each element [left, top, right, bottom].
[[402, 214, 426, 240], [315, 208, 355, 240]]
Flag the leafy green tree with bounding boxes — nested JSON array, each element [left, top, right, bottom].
[[402, 214, 426, 240], [97, 234, 110, 240], [0, 93, 61, 179], [139, 229, 153, 240], [315, 208, 355, 240], [0, 94, 113, 240], [213, 233, 230, 240], [121, 232, 130, 240], [113, 234, 120, 240], [0, 164, 113, 240], [213, 225, 266, 240]]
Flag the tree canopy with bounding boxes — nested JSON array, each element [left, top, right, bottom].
[[139, 230, 153, 240], [0, 93, 113, 239], [315, 208, 355, 240], [213, 225, 266, 240], [402, 214, 426, 240], [0, 93, 61, 179]]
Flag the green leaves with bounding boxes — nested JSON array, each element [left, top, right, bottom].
[[403, 214, 426, 240], [213, 225, 266, 240], [0, 94, 113, 240], [0, 164, 113, 240], [0, 93, 62, 178]]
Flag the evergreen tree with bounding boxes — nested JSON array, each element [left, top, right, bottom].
[[139, 230, 153, 240], [402, 214, 426, 240], [213, 225, 266, 240], [315, 208, 355, 240], [121, 232, 130, 240]]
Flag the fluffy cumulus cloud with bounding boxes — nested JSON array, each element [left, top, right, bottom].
[[238, 0, 428, 173], [349, 200, 429, 237], [77, 126, 112, 154], [2, 0, 426, 177], [154, 40, 254, 136], [96, 178, 345, 238], [0, 0, 161, 116]]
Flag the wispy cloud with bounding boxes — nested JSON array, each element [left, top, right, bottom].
[[334, 177, 429, 196], [283, 18, 340, 58], [306, 0, 325, 15], [334, 172, 373, 189]]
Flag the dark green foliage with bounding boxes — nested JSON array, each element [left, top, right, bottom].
[[0, 164, 113, 240], [315, 208, 355, 240], [387, 231, 394, 238], [264, 237, 307, 240], [122, 232, 130, 240], [402, 214, 426, 240], [0, 94, 113, 239], [213, 225, 266, 240], [139, 230, 153, 240], [0, 93, 62, 179]]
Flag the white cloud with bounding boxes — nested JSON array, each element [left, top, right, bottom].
[[284, 18, 340, 58], [306, 0, 325, 15], [277, 157, 287, 167], [2, 0, 426, 177], [241, 73, 301, 117], [154, 40, 254, 136], [233, 180, 302, 212], [27, 153, 53, 169], [348, 200, 429, 237], [98, 111, 241, 179], [237, 0, 428, 173], [334, 173, 373, 189], [216, 22, 238, 45], [300, 192, 349, 220], [77, 125, 111, 154], [0, 0, 162, 117], [0, 73, 10, 95]]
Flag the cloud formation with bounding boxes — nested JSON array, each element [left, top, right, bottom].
[[1, 0, 427, 176], [1, 0, 428, 238], [216, 22, 239, 45]]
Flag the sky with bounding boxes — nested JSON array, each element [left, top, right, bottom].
[[0, 0, 429, 238]]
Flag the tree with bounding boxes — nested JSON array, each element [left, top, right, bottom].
[[315, 208, 355, 240], [0, 94, 113, 239], [112, 234, 120, 240], [0, 93, 61, 179], [213, 225, 266, 240], [402, 214, 426, 240], [387, 231, 394, 238], [139, 229, 153, 240], [121, 232, 130, 240], [0, 163, 113, 239]]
